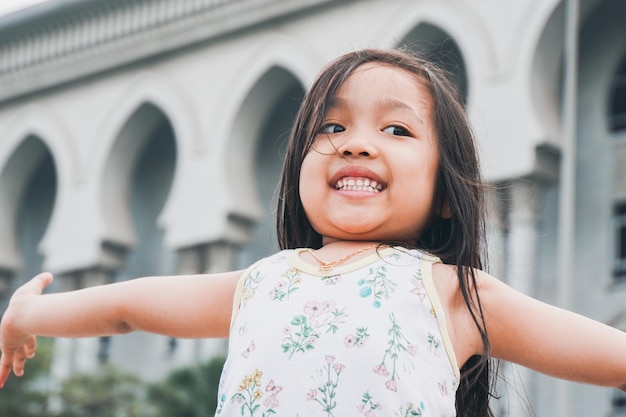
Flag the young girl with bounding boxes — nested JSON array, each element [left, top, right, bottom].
[[1, 48, 625, 417]]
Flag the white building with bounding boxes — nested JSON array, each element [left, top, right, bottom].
[[0, 0, 624, 416]]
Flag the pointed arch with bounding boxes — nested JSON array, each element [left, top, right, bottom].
[[98, 102, 177, 247], [209, 37, 318, 222], [0, 105, 73, 270], [0, 136, 57, 271], [374, 0, 496, 108], [90, 71, 197, 247]]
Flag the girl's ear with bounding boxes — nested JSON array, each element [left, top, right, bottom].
[[438, 200, 451, 219]]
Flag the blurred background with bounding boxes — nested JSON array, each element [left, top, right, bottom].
[[0, 0, 624, 416]]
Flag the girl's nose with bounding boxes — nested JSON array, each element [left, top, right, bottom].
[[338, 133, 378, 158], [342, 149, 370, 157]]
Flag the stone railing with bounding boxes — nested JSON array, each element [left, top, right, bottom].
[[0, 0, 335, 102]]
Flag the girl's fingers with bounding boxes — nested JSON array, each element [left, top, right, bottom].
[[11, 349, 27, 377], [25, 336, 36, 359], [12, 272, 53, 298], [22, 272, 54, 295], [0, 351, 13, 388]]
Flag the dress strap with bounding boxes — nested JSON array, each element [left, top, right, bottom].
[[229, 258, 264, 330], [418, 253, 461, 382]]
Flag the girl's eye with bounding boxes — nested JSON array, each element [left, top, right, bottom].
[[382, 126, 410, 136], [321, 124, 345, 134]]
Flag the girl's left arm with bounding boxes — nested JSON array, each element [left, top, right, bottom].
[[479, 271, 626, 390]]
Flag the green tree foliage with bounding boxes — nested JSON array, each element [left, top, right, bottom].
[[148, 355, 227, 417], [54, 364, 156, 417], [0, 337, 53, 417]]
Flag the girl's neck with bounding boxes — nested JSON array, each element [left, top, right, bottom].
[[302, 241, 384, 273], [316, 240, 385, 257]]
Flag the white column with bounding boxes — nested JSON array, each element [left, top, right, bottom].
[[175, 242, 238, 365], [501, 179, 543, 417], [50, 269, 113, 380]]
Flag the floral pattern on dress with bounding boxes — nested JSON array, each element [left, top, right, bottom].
[[343, 326, 369, 348], [321, 274, 341, 285], [410, 269, 427, 302], [270, 268, 302, 301], [241, 340, 256, 359], [358, 391, 382, 416], [393, 402, 426, 417], [241, 270, 263, 308], [281, 300, 347, 358], [427, 333, 443, 357], [357, 265, 397, 308], [373, 313, 417, 390], [218, 249, 459, 417], [305, 355, 346, 417], [230, 369, 283, 416]]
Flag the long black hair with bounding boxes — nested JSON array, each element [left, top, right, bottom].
[[276, 48, 494, 417]]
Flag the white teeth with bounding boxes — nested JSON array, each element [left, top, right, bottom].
[[334, 177, 382, 193]]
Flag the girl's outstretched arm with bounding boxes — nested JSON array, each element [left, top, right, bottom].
[[0, 269, 242, 387], [479, 270, 626, 390]]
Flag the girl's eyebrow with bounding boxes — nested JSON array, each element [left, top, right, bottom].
[[328, 96, 347, 109], [377, 98, 420, 118], [329, 97, 416, 114]]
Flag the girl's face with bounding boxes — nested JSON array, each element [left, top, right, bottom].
[[299, 62, 441, 245]]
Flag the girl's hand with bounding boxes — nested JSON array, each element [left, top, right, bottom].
[[0, 272, 53, 388]]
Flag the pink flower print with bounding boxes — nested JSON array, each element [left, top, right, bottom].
[[407, 343, 417, 356], [358, 403, 378, 417], [438, 381, 448, 396], [275, 281, 286, 291], [282, 304, 346, 357], [304, 301, 324, 317], [359, 391, 382, 416], [305, 389, 317, 401], [345, 326, 370, 348], [263, 395, 279, 408], [427, 333, 443, 357], [385, 379, 398, 392], [282, 326, 291, 334], [410, 280, 426, 302], [309, 358, 344, 415], [333, 363, 346, 374], [322, 300, 336, 313], [373, 364, 390, 377]]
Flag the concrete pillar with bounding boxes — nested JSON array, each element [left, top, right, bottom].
[[49, 243, 126, 382], [500, 178, 544, 417], [0, 268, 14, 313], [49, 268, 115, 382], [485, 185, 507, 280], [175, 241, 239, 364]]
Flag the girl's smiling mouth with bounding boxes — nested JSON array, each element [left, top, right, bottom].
[[334, 177, 382, 193], [330, 166, 386, 194]]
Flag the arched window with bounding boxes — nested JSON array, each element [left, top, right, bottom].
[[610, 55, 626, 132]]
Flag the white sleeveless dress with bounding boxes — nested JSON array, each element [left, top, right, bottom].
[[215, 247, 460, 417]]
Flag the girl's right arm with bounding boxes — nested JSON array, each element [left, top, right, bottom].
[[0, 269, 242, 387]]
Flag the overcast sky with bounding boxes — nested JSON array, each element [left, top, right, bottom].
[[0, 0, 48, 17]]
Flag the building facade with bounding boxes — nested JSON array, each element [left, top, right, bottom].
[[0, 0, 625, 415]]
